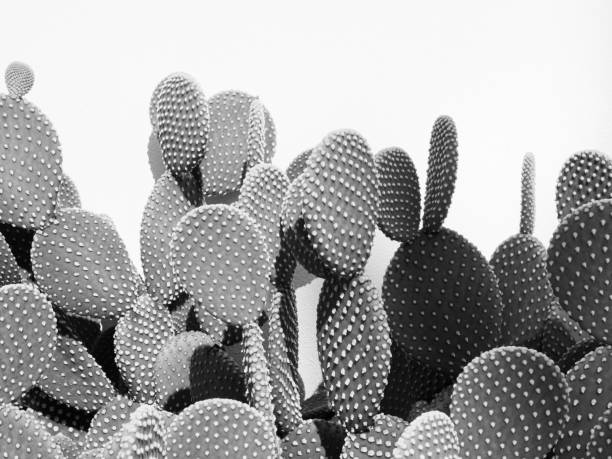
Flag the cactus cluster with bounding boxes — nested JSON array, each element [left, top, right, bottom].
[[0, 61, 610, 459]]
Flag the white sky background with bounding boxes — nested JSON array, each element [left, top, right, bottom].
[[2, 1, 611, 395]]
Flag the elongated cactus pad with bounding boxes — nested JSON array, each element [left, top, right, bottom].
[[0, 404, 64, 458], [383, 228, 503, 378], [165, 398, 278, 457], [0, 63, 63, 229], [0, 283, 57, 402], [450, 346, 569, 458], [32, 208, 141, 320], [140, 172, 194, 306], [422, 116, 458, 233], [318, 275, 391, 433], [490, 233, 554, 345], [554, 346, 612, 457], [375, 147, 421, 242], [171, 204, 271, 325], [520, 153, 536, 235], [556, 150, 612, 220], [548, 199, 612, 343]]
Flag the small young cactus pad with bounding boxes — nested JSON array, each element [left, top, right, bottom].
[[5, 61, 35, 98], [393, 411, 460, 459]]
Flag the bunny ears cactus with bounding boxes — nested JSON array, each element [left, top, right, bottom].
[[0, 61, 610, 458]]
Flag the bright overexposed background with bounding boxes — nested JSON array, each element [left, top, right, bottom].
[[3, 1, 611, 396]]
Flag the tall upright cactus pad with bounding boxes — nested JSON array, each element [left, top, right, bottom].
[[114, 294, 174, 403], [383, 228, 503, 378], [520, 152, 536, 235], [140, 172, 194, 306], [246, 99, 267, 168], [32, 208, 142, 320], [0, 63, 63, 229], [116, 404, 167, 459], [548, 199, 612, 343], [0, 404, 64, 458], [490, 233, 554, 345], [171, 204, 271, 326], [393, 411, 460, 459], [450, 346, 569, 458], [375, 147, 421, 243], [156, 73, 209, 179], [165, 398, 278, 457], [554, 346, 612, 458], [422, 116, 458, 233], [555, 150, 612, 220], [201, 91, 276, 197], [0, 283, 57, 403], [317, 275, 391, 433]]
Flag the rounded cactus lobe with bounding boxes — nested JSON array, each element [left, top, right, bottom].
[[0, 404, 64, 458], [201, 91, 276, 197], [165, 398, 278, 458], [32, 208, 141, 320], [140, 172, 194, 306], [20, 386, 95, 431], [189, 343, 247, 405], [422, 116, 458, 233], [538, 300, 591, 362], [520, 153, 536, 235], [382, 228, 503, 378], [586, 404, 612, 458], [548, 199, 612, 343], [84, 396, 140, 450], [154, 331, 214, 410], [340, 414, 407, 458], [375, 147, 421, 243], [114, 294, 174, 403], [116, 404, 167, 459], [317, 275, 391, 433], [171, 204, 271, 326], [0, 86, 63, 229], [450, 346, 570, 458], [490, 233, 554, 345], [393, 410, 460, 459], [300, 130, 380, 278], [286, 148, 312, 182], [237, 163, 289, 271], [556, 150, 612, 220], [56, 173, 81, 210], [0, 283, 57, 403], [5, 61, 35, 98], [0, 230, 22, 286], [380, 340, 451, 420], [282, 419, 346, 459], [0, 221, 35, 271], [38, 335, 115, 411], [156, 73, 209, 178], [554, 346, 612, 457]]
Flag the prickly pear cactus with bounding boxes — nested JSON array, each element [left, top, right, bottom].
[[393, 411, 460, 459]]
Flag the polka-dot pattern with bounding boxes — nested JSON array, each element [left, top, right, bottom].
[[393, 411, 460, 459], [382, 228, 503, 378], [245, 98, 266, 168], [0, 90, 62, 229], [557, 337, 602, 373], [0, 283, 57, 403], [115, 294, 174, 403], [282, 419, 346, 459], [117, 404, 167, 459], [286, 148, 311, 182], [538, 300, 591, 363], [165, 398, 278, 457], [37, 335, 115, 411], [548, 199, 612, 343], [156, 73, 209, 178], [201, 91, 276, 197], [0, 404, 63, 458], [554, 346, 612, 457], [5, 61, 34, 99], [56, 173, 81, 209], [450, 346, 569, 458], [32, 208, 142, 320], [140, 172, 194, 306], [171, 204, 271, 325], [556, 150, 612, 220], [490, 233, 554, 345], [422, 116, 458, 233], [84, 396, 139, 450], [520, 153, 536, 235], [340, 414, 407, 458], [0, 230, 21, 285], [0, 220, 35, 272], [586, 403, 612, 458], [318, 274, 391, 433], [375, 147, 421, 243]]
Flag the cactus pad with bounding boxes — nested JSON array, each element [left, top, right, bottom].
[[116, 404, 167, 459], [0, 404, 63, 458], [520, 153, 536, 235], [5, 61, 34, 98], [282, 419, 346, 458], [393, 410, 460, 459]]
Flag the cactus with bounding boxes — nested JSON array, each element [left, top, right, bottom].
[[340, 414, 407, 458], [520, 153, 536, 235], [282, 419, 346, 458], [116, 404, 167, 459], [393, 411, 460, 459], [57, 173, 82, 210]]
